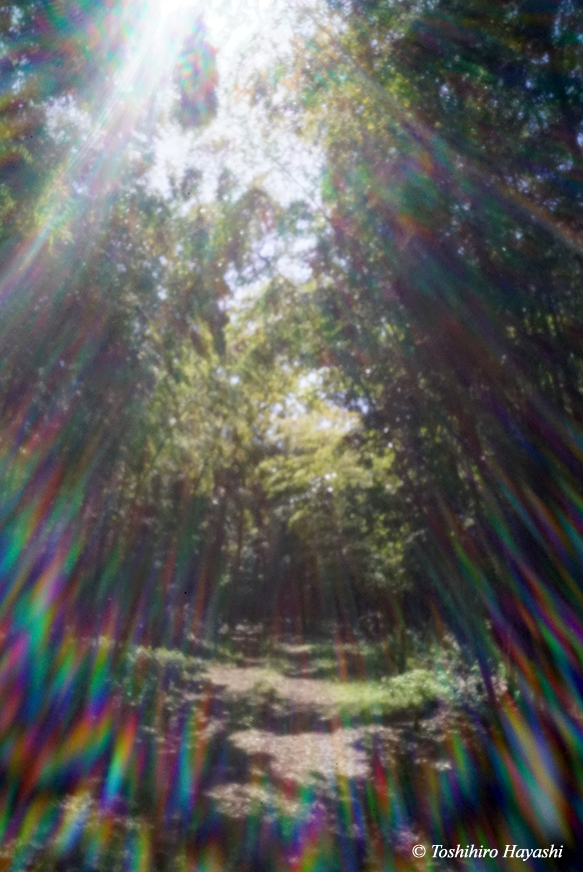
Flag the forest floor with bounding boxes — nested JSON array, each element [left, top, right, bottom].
[[13, 626, 498, 871]]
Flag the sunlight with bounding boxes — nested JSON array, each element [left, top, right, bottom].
[[147, 0, 232, 35], [159, 0, 198, 9], [0, 0, 580, 867], [146, 0, 296, 73], [142, 0, 322, 210], [148, 0, 200, 17]]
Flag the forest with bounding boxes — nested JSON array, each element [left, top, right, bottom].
[[0, 0, 582, 869]]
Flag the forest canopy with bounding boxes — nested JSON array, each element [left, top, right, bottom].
[[0, 0, 581, 715]]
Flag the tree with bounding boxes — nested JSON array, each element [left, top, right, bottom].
[[249, 0, 583, 674], [0, 1, 223, 646]]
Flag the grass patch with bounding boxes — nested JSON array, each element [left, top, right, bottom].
[[329, 668, 440, 718]]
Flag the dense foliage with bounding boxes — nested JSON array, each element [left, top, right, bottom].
[[2, 0, 583, 652], [251, 0, 583, 664]]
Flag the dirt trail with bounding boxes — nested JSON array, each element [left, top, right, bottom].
[[195, 644, 452, 824]]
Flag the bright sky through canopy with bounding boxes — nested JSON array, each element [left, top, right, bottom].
[[143, 0, 322, 209]]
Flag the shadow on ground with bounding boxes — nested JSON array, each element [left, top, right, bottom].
[[7, 629, 483, 872]]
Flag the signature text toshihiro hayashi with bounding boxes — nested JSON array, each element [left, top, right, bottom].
[[431, 844, 563, 860]]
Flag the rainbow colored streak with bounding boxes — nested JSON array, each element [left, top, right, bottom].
[[0, 1, 582, 871]]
